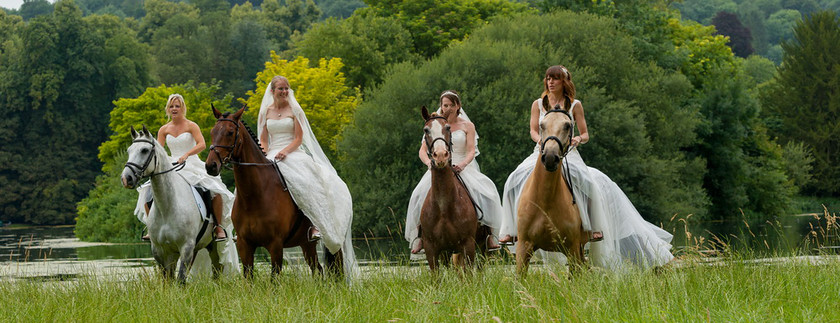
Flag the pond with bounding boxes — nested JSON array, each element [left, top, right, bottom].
[[1, 212, 836, 282]]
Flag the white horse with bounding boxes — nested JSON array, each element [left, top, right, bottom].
[[121, 126, 222, 283]]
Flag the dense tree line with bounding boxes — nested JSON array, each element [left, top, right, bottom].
[[672, 0, 840, 63], [0, 0, 835, 241]]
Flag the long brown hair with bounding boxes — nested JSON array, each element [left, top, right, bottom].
[[439, 90, 462, 116], [541, 65, 575, 110]]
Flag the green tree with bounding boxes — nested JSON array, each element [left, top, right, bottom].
[[315, 0, 364, 18], [0, 0, 150, 224], [78, 83, 231, 242], [360, 0, 532, 58], [19, 0, 54, 20], [241, 52, 361, 159], [260, 0, 321, 51], [294, 11, 418, 90], [762, 10, 840, 195], [339, 11, 708, 236]]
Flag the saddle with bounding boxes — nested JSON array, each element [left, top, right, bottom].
[[144, 184, 214, 222]]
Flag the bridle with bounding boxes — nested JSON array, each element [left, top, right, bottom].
[[208, 117, 289, 190], [539, 108, 575, 158], [124, 138, 185, 185], [208, 117, 241, 166], [538, 108, 577, 204], [424, 116, 452, 163]]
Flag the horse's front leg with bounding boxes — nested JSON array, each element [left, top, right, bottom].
[[236, 238, 255, 280], [206, 242, 223, 279], [266, 238, 285, 278], [301, 241, 323, 276], [516, 239, 536, 276], [177, 243, 197, 284], [425, 245, 439, 272]]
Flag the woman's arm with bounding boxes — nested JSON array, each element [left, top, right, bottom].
[[454, 121, 476, 173], [529, 100, 541, 143], [156, 124, 168, 147], [178, 122, 205, 164], [275, 116, 303, 160], [571, 101, 589, 147], [260, 122, 269, 153], [418, 139, 431, 168]]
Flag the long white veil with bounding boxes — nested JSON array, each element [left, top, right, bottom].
[[258, 86, 338, 175]]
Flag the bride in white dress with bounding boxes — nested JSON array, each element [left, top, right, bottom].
[[405, 90, 503, 254], [257, 76, 358, 278], [134, 93, 239, 275], [501, 66, 673, 270]]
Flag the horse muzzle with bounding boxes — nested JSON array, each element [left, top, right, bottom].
[[541, 152, 561, 172], [205, 161, 221, 176], [121, 173, 138, 189]]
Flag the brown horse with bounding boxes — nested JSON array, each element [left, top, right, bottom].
[[204, 106, 342, 279], [419, 106, 479, 272], [516, 96, 586, 275]]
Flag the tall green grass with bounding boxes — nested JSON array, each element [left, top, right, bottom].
[[0, 256, 838, 322]]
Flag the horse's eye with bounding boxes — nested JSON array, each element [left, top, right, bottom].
[[564, 124, 571, 131], [539, 122, 545, 130], [141, 148, 149, 154], [227, 130, 234, 136], [444, 124, 450, 131], [424, 127, 430, 134]]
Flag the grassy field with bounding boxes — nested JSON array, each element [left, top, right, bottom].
[[0, 254, 838, 322]]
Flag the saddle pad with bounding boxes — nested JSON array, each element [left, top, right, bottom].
[[190, 186, 210, 222]]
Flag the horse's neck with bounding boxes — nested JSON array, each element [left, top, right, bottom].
[[232, 133, 275, 194], [148, 150, 189, 217], [428, 166, 459, 208], [531, 158, 574, 204]]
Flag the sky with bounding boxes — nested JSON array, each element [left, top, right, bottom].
[[0, 0, 57, 10]]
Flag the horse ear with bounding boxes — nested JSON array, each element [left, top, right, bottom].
[[141, 124, 150, 137], [421, 106, 430, 121], [232, 106, 246, 120], [212, 103, 221, 119], [130, 127, 138, 139], [542, 95, 550, 111]]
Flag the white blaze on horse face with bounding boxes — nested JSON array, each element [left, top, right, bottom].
[[428, 120, 449, 167], [121, 138, 149, 187]]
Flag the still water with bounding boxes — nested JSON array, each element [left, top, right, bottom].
[[0, 213, 835, 281]]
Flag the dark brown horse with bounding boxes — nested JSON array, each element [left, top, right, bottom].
[[516, 96, 586, 275], [419, 106, 480, 271], [204, 106, 342, 278]]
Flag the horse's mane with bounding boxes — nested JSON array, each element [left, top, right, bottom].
[[241, 120, 261, 150]]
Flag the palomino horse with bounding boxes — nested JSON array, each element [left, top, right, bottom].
[[121, 126, 222, 283], [419, 106, 480, 271], [516, 96, 586, 275], [204, 106, 342, 279]]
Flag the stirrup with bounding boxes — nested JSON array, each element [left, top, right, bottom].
[[498, 235, 517, 246], [486, 235, 501, 252], [214, 225, 228, 242], [308, 226, 321, 242], [141, 227, 150, 241], [589, 231, 604, 242], [410, 238, 424, 254]]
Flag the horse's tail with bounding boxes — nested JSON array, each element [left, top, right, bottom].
[[324, 249, 344, 279]]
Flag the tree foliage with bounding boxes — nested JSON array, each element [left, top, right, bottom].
[[339, 11, 709, 236], [762, 10, 840, 195], [0, 0, 150, 225], [241, 52, 361, 159], [294, 11, 418, 90], [712, 11, 754, 58], [360, 0, 532, 58]]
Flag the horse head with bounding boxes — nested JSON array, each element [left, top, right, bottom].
[[122, 125, 161, 189], [539, 95, 574, 172], [206, 105, 246, 176], [422, 105, 452, 170]]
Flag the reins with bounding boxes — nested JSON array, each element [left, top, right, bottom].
[[124, 138, 186, 183], [539, 108, 577, 205], [425, 116, 483, 220], [209, 118, 289, 191]]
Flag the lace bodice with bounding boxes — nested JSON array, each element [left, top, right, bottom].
[[266, 118, 296, 151]]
